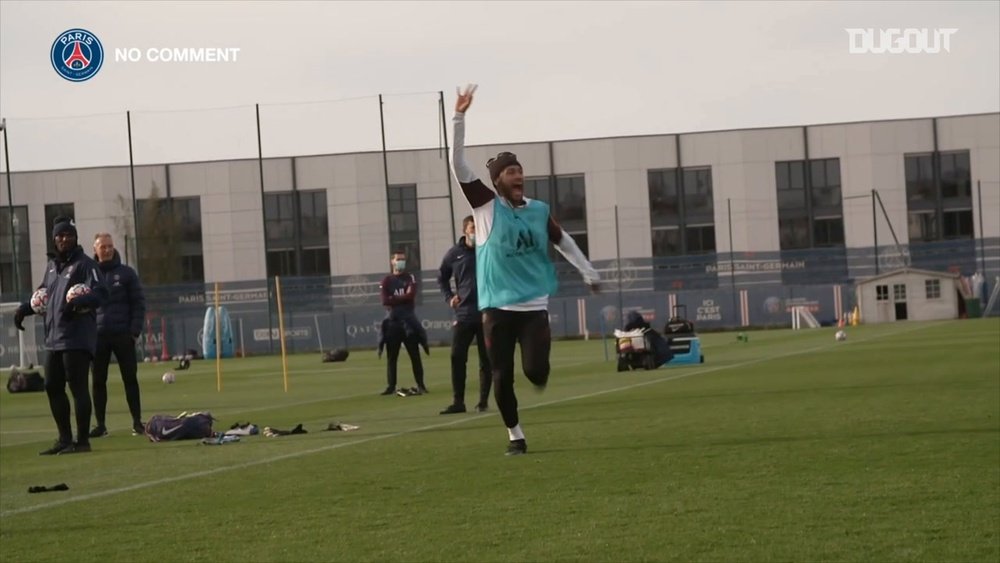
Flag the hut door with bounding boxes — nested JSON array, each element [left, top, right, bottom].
[[893, 283, 908, 320]]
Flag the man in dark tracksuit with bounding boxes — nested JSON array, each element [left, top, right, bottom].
[[13, 217, 108, 455], [378, 250, 428, 396], [89, 233, 146, 437], [437, 215, 492, 414]]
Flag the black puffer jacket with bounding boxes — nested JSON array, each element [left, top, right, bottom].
[[94, 250, 146, 337]]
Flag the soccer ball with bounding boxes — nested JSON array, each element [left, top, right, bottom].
[[30, 288, 49, 314], [162, 372, 176, 384], [835, 330, 847, 342], [66, 283, 91, 303]]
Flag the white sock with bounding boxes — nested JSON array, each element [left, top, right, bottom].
[[507, 424, 525, 441]]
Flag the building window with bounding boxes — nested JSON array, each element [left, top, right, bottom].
[[905, 150, 973, 242], [940, 151, 972, 200], [685, 225, 716, 255], [524, 175, 590, 260], [137, 195, 204, 285], [265, 190, 330, 278], [779, 215, 810, 250], [908, 211, 937, 242], [44, 203, 76, 254], [942, 209, 973, 240], [648, 167, 716, 256], [0, 206, 32, 299], [775, 159, 844, 250], [524, 177, 552, 204], [925, 278, 941, 299], [904, 154, 935, 203], [813, 217, 845, 247], [387, 184, 421, 272], [554, 175, 587, 233], [648, 170, 680, 226], [173, 197, 204, 283], [876, 285, 889, 301], [651, 226, 681, 257], [893, 283, 906, 301]]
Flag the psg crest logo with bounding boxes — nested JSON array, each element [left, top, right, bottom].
[[51, 29, 104, 82]]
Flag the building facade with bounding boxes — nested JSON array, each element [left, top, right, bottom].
[[1, 112, 998, 359]]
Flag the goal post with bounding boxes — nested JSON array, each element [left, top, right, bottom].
[[791, 306, 821, 330]]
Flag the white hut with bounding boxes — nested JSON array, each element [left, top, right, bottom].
[[856, 268, 961, 324]]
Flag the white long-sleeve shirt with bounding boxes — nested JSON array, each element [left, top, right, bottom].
[[451, 111, 600, 311]]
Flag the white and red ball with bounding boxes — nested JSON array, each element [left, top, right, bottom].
[[30, 288, 49, 314], [66, 283, 91, 303], [835, 330, 847, 342]]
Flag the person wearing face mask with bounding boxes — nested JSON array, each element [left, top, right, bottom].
[[378, 250, 429, 396], [13, 217, 108, 455], [451, 85, 600, 456], [436, 215, 492, 414]]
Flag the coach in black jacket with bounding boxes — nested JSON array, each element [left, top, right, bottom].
[[436, 215, 492, 414], [14, 217, 108, 455], [89, 233, 146, 438]]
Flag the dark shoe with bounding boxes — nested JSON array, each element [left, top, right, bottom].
[[39, 441, 72, 456], [417, 386, 429, 395], [58, 442, 91, 455], [380, 387, 395, 396], [475, 403, 489, 413], [505, 439, 527, 456], [88, 426, 108, 438], [439, 404, 467, 415], [132, 421, 146, 436]]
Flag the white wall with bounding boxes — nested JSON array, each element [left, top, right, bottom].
[[166, 160, 264, 283], [3, 113, 998, 288]]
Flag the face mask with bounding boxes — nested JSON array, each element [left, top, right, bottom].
[[394, 260, 406, 270], [467, 234, 475, 245]]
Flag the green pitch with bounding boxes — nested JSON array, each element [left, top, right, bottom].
[[1, 319, 997, 562]]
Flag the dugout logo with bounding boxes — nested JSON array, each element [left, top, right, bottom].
[[50, 29, 104, 82], [845, 28, 957, 54]]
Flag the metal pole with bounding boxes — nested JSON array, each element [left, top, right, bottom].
[[614, 205, 623, 327], [874, 190, 903, 251], [256, 103, 274, 354], [728, 198, 737, 325], [127, 111, 139, 270], [978, 180, 986, 275], [1, 118, 19, 298], [872, 189, 879, 275], [439, 92, 457, 241], [379, 95, 392, 255]]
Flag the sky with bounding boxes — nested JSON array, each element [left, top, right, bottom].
[[0, 0, 998, 172]]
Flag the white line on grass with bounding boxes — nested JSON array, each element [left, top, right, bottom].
[[0, 321, 943, 518], [0, 357, 602, 442]]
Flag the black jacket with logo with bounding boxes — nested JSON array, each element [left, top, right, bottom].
[[436, 236, 480, 324], [18, 245, 108, 355]]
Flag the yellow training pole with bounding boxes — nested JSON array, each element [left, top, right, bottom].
[[275, 276, 289, 392], [215, 282, 222, 392]]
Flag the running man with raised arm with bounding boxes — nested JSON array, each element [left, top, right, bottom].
[[451, 84, 600, 456]]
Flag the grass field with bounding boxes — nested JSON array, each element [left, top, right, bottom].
[[1, 319, 998, 562]]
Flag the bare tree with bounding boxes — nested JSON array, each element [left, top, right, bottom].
[[135, 183, 182, 286]]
